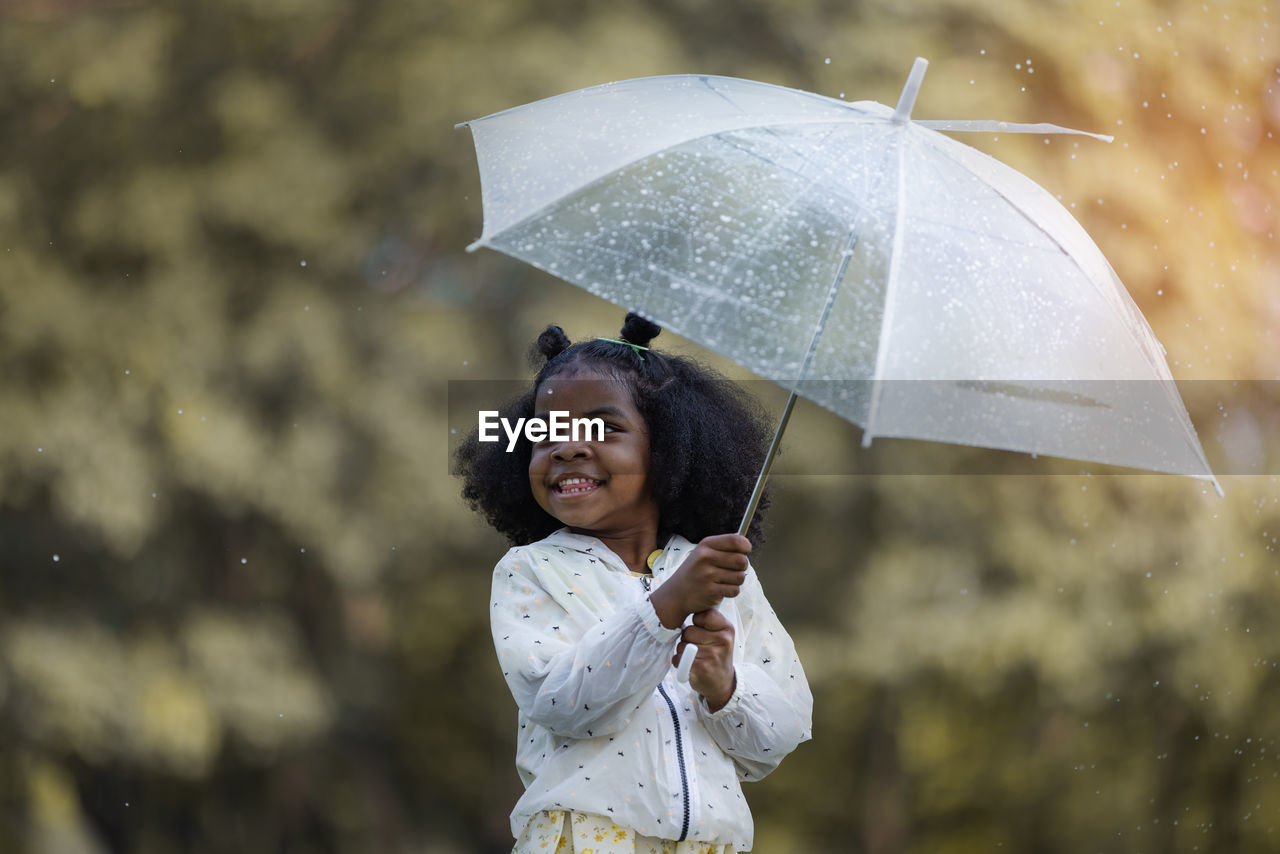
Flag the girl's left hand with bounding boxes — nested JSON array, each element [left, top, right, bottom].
[[675, 609, 736, 712]]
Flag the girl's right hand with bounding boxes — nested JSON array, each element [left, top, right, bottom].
[[650, 533, 750, 629]]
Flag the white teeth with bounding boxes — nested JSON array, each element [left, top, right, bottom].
[[556, 477, 598, 490]]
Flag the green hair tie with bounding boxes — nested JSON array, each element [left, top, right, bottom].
[[595, 337, 649, 360]]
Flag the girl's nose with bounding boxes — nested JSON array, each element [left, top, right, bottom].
[[551, 440, 591, 461]]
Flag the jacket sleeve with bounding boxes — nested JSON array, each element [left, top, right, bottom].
[[694, 566, 813, 781], [491, 548, 682, 739]]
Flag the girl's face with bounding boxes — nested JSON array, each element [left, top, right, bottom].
[[528, 368, 659, 538]]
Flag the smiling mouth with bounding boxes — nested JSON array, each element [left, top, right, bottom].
[[554, 476, 602, 496]]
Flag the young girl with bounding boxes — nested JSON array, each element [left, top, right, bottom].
[[456, 313, 813, 854]]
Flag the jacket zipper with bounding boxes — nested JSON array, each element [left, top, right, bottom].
[[657, 683, 691, 841], [644, 561, 692, 842]]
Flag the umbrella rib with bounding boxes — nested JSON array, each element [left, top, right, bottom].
[[696, 74, 747, 112], [703, 124, 866, 310], [903, 210, 1069, 252], [691, 73, 889, 123], [862, 130, 910, 447], [583, 241, 800, 340]]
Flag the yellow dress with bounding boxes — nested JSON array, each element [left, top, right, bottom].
[[513, 810, 735, 854]]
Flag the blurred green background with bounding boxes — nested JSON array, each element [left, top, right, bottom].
[[1, 0, 1278, 852]]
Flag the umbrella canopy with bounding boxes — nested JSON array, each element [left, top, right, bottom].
[[458, 59, 1219, 494]]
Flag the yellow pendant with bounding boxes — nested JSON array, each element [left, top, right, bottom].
[[646, 549, 663, 571]]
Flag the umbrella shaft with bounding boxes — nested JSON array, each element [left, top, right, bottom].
[[737, 389, 798, 537], [737, 227, 859, 537]]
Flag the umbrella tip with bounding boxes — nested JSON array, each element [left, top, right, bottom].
[[893, 57, 929, 123]]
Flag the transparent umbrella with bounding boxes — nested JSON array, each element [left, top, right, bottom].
[[458, 56, 1220, 521]]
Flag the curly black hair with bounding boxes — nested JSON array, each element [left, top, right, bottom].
[[454, 312, 775, 547]]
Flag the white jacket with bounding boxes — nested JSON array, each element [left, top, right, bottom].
[[490, 528, 813, 851]]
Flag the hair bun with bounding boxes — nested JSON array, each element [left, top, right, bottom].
[[534, 324, 572, 362], [620, 312, 661, 349]]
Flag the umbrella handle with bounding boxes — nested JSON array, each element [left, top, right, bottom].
[[676, 640, 697, 683]]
